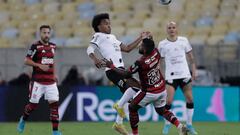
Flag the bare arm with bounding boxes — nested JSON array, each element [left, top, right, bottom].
[[120, 36, 142, 53], [187, 51, 197, 80], [120, 31, 152, 53], [88, 53, 105, 69]]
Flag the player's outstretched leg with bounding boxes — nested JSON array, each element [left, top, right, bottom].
[[113, 102, 126, 118], [155, 107, 189, 135], [17, 116, 25, 133], [162, 104, 172, 134], [112, 122, 128, 135], [17, 103, 38, 133]]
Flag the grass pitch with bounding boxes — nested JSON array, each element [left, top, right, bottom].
[[0, 122, 239, 135]]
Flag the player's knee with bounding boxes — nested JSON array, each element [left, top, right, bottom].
[[186, 102, 194, 109], [49, 101, 59, 108], [165, 104, 172, 110], [155, 107, 165, 115]]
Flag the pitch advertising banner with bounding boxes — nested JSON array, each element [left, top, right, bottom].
[[58, 86, 240, 122]]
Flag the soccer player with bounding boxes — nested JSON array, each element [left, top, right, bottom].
[[104, 38, 188, 135], [158, 21, 197, 135], [17, 25, 62, 135], [87, 13, 147, 135]]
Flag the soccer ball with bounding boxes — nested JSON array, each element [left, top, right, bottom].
[[159, 0, 172, 5]]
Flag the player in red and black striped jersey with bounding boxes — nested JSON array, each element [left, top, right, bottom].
[[105, 38, 188, 135], [26, 37, 56, 84], [17, 25, 62, 135]]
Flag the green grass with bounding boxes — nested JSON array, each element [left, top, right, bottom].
[[0, 122, 239, 135]]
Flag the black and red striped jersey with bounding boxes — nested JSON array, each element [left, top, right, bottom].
[[128, 48, 165, 93], [26, 40, 56, 85]]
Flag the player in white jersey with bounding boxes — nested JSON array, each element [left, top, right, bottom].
[[87, 13, 149, 135], [158, 21, 197, 135]]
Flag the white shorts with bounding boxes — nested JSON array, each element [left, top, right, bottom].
[[29, 81, 59, 103], [135, 90, 167, 108]]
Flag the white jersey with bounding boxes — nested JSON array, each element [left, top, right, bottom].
[[158, 36, 192, 80], [89, 32, 123, 71]]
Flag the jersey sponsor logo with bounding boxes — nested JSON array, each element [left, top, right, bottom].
[[41, 57, 54, 64], [42, 50, 46, 53], [113, 43, 120, 52], [145, 52, 158, 64]]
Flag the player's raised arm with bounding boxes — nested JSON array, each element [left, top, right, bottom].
[[120, 31, 152, 53]]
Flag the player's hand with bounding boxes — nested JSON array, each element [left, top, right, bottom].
[[38, 64, 50, 71], [102, 58, 113, 68], [141, 31, 152, 39], [191, 70, 197, 80], [94, 58, 105, 69]]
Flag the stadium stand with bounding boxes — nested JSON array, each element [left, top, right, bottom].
[[0, 0, 238, 48], [0, 0, 240, 84]]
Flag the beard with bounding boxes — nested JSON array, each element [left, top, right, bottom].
[[42, 37, 49, 44]]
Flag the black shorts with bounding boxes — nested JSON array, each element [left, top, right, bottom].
[[166, 78, 192, 90], [105, 68, 131, 93]]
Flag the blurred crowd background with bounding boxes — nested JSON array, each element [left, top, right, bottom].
[[0, 0, 240, 87]]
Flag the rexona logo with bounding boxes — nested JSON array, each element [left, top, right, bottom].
[[59, 92, 187, 121]]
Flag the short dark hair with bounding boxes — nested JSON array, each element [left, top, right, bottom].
[[39, 25, 51, 31], [142, 38, 155, 54], [91, 13, 109, 32]]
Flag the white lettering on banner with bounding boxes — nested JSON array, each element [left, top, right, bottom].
[[77, 92, 99, 121], [139, 105, 152, 121], [60, 91, 187, 121], [98, 100, 115, 121]]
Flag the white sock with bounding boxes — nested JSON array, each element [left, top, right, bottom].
[[186, 108, 194, 125], [177, 123, 183, 129], [118, 87, 136, 107], [115, 115, 123, 124]]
